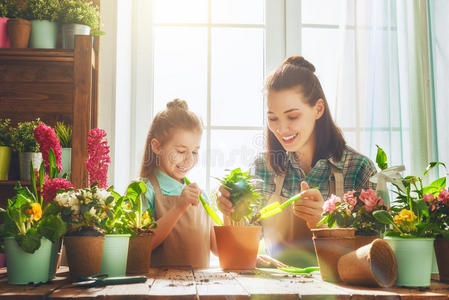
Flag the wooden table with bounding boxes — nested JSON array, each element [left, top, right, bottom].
[[1, 267, 449, 299]]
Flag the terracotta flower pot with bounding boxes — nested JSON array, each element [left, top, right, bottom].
[[64, 235, 104, 281], [338, 239, 397, 287], [434, 238, 449, 283], [7, 18, 31, 48], [355, 234, 380, 249], [214, 226, 261, 270], [0, 17, 10, 48], [312, 228, 355, 283], [126, 232, 153, 275]]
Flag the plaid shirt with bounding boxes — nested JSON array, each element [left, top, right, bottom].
[[249, 146, 377, 204]]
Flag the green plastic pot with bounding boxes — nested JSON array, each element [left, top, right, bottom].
[[58, 148, 72, 179], [384, 237, 434, 287], [100, 234, 130, 277], [30, 20, 58, 49], [4, 236, 52, 285], [0, 146, 11, 180], [48, 240, 62, 280]]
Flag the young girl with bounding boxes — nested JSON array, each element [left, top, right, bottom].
[[140, 99, 217, 268]]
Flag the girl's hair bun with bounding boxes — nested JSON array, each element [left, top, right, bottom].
[[284, 56, 315, 73], [166, 98, 188, 110]]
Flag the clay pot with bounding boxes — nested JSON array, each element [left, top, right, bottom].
[[214, 226, 261, 270], [434, 238, 449, 283], [64, 235, 105, 281], [338, 239, 397, 287], [7, 18, 30, 48], [355, 234, 380, 249], [126, 233, 153, 275], [312, 228, 355, 283]]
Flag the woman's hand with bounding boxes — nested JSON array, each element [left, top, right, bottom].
[[179, 183, 201, 210], [293, 181, 324, 229], [256, 255, 289, 268], [217, 186, 233, 216]]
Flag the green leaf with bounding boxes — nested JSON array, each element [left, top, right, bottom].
[[38, 215, 67, 243], [385, 231, 401, 237], [373, 210, 394, 225], [424, 162, 446, 176], [376, 145, 388, 170], [30, 160, 37, 201], [16, 228, 41, 253], [414, 199, 429, 218], [327, 214, 336, 228], [48, 148, 58, 179]]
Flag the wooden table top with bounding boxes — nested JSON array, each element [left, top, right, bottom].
[[1, 267, 449, 299]]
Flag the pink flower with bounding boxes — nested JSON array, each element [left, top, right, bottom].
[[359, 189, 382, 212], [34, 124, 62, 174], [323, 194, 341, 214], [85, 128, 111, 189], [343, 190, 357, 210], [42, 178, 74, 203], [437, 188, 449, 206]]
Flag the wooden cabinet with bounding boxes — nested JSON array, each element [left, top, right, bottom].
[[0, 35, 98, 206]]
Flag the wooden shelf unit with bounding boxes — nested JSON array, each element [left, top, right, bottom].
[[0, 35, 98, 207]]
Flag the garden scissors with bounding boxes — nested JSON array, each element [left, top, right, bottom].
[[72, 274, 147, 288]]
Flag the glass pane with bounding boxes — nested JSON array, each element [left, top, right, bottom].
[[211, 0, 264, 24], [302, 0, 349, 25], [184, 132, 208, 190], [153, 27, 208, 124], [211, 28, 264, 127], [210, 129, 264, 190], [153, 0, 208, 23]]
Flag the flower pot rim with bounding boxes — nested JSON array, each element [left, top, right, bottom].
[[104, 234, 131, 237], [62, 23, 91, 28], [311, 228, 356, 232], [214, 225, 262, 228], [384, 236, 435, 240], [7, 18, 30, 24]]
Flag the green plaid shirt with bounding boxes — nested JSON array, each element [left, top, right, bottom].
[[250, 146, 377, 203]]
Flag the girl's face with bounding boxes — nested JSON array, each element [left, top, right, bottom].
[[151, 129, 202, 182], [267, 88, 324, 153]]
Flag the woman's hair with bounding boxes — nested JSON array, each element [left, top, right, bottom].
[[264, 56, 346, 174], [140, 99, 203, 179]]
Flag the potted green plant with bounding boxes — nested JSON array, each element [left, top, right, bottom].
[[59, 0, 101, 49], [6, 2, 31, 48], [54, 122, 72, 179], [23, 0, 60, 49], [10, 119, 43, 181], [0, 149, 68, 285], [373, 150, 446, 287], [98, 187, 132, 277], [214, 168, 263, 269], [0, 118, 12, 180], [0, 0, 18, 48], [121, 181, 157, 275]]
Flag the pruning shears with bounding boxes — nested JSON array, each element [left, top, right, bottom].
[[184, 177, 223, 226], [72, 274, 147, 288], [256, 187, 319, 221]]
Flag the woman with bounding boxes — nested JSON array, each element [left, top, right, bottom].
[[218, 56, 377, 267]]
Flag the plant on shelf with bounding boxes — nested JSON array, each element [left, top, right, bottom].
[[10, 118, 42, 153], [59, 0, 102, 33], [0, 0, 19, 18], [22, 0, 60, 22], [54, 122, 72, 148], [216, 168, 262, 225]]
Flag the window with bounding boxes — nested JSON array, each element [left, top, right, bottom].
[[141, 0, 267, 191]]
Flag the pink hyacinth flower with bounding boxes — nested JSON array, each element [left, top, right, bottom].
[[85, 128, 111, 189], [34, 124, 62, 174]]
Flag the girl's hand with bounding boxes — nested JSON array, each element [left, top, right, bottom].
[[217, 185, 233, 216], [179, 183, 201, 210], [256, 255, 289, 268], [293, 181, 324, 229]]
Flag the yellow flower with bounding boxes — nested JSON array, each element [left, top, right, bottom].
[[398, 209, 417, 222], [27, 203, 42, 221], [394, 214, 403, 225]]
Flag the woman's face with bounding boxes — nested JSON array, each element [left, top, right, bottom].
[[267, 88, 324, 153], [151, 129, 201, 181]]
